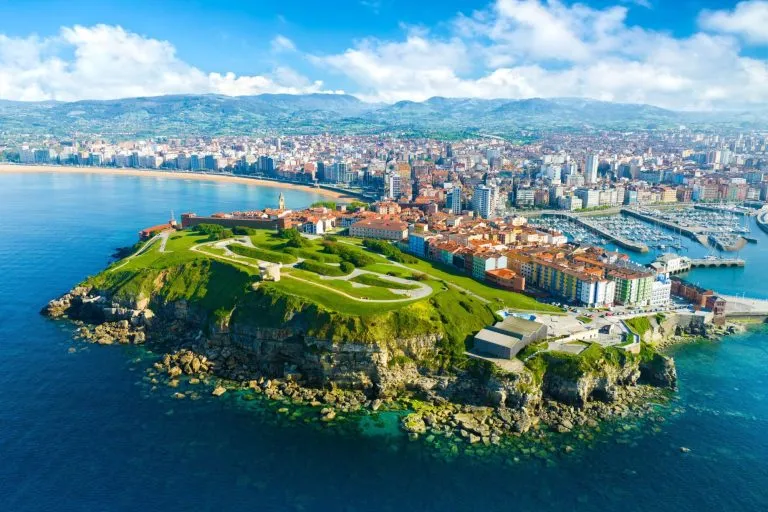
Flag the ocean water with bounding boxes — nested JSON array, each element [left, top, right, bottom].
[[1, 172, 767, 511]]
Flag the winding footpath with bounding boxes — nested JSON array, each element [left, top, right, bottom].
[[189, 240, 433, 304], [109, 230, 171, 272]]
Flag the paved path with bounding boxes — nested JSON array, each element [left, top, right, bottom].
[[110, 230, 171, 271], [336, 239, 495, 304], [190, 240, 432, 304], [722, 295, 768, 315]]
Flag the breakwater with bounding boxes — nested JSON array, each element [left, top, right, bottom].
[[757, 210, 768, 235]]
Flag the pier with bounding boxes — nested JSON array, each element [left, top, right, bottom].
[[689, 258, 745, 268], [542, 212, 649, 252], [651, 254, 745, 275]]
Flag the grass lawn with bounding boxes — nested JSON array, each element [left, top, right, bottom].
[[107, 232, 210, 272], [229, 242, 297, 264], [624, 316, 652, 336], [288, 269, 405, 301], [286, 247, 342, 263], [350, 274, 420, 290], [295, 260, 350, 276], [362, 263, 415, 278], [265, 278, 412, 315]]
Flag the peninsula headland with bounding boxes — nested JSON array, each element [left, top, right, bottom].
[[43, 216, 687, 446]]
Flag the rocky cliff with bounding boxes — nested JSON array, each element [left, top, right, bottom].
[[43, 285, 678, 440]]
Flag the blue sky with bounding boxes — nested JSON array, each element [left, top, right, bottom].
[[0, 1, 766, 110]]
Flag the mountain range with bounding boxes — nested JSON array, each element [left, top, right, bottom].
[[0, 94, 763, 139]]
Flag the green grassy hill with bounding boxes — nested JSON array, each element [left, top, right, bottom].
[[85, 228, 559, 365]]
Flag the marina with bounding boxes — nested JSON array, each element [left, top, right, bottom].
[[531, 212, 682, 253], [623, 207, 752, 252], [531, 206, 757, 256]]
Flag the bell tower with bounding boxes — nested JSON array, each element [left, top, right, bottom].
[[278, 192, 285, 211]]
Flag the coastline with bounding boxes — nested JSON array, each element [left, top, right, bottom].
[[0, 163, 358, 201]]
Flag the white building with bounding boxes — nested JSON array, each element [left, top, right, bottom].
[[586, 153, 599, 184], [650, 277, 672, 307], [386, 172, 402, 199], [575, 188, 600, 209], [473, 184, 497, 219], [578, 279, 616, 308]]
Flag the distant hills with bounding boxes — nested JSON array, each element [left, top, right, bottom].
[[0, 93, 763, 139]]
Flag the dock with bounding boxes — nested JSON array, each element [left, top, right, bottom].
[[541, 212, 649, 252], [693, 204, 755, 216], [621, 207, 704, 241]]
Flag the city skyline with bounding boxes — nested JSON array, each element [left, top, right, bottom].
[[1, 0, 767, 110]]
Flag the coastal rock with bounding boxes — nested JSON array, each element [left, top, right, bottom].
[[45, 280, 687, 446], [640, 353, 678, 389], [401, 413, 427, 434]]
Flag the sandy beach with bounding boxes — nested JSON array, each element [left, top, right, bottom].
[[0, 164, 358, 201]]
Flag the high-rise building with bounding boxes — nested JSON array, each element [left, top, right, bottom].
[[449, 185, 462, 214], [472, 184, 497, 219], [386, 172, 401, 199], [316, 161, 326, 181], [586, 153, 599, 184]]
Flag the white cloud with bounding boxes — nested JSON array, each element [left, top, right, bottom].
[[2, 3, 768, 111], [699, 1, 768, 44], [0, 24, 331, 101], [315, 0, 768, 110], [270, 34, 296, 53]]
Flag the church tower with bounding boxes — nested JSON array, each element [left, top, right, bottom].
[[278, 192, 285, 211]]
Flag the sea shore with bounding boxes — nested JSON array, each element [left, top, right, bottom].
[[0, 163, 357, 200]]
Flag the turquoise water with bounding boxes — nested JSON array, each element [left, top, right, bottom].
[[1, 172, 767, 511]]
